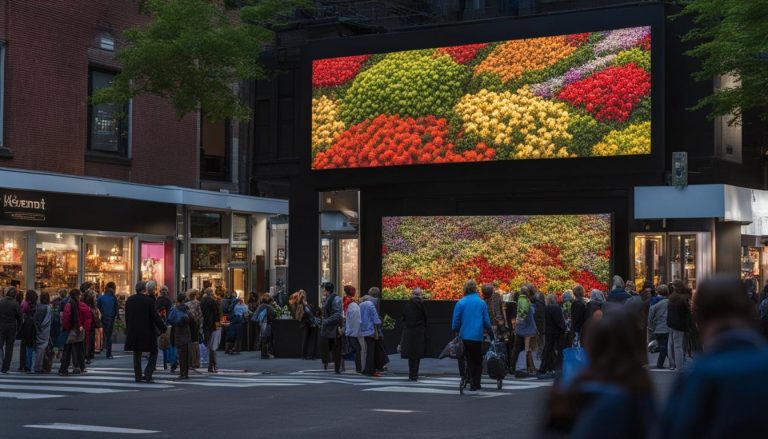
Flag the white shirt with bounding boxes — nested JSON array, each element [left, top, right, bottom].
[[345, 301, 362, 337]]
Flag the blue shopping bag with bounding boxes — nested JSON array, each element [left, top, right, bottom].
[[561, 346, 588, 388]]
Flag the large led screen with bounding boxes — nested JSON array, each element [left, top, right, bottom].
[[381, 215, 611, 300], [311, 26, 651, 169]]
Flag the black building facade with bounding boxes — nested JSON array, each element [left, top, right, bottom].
[[249, 1, 768, 353]]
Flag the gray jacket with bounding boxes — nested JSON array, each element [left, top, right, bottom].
[[648, 298, 669, 335], [320, 294, 342, 339]]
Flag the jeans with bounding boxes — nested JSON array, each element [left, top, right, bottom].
[[362, 337, 377, 375], [462, 340, 483, 389], [0, 324, 16, 373], [59, 342, 84, 373], [204, 329, 217, 369], [301, 326, 318, 359], [25, 346, 35, 372], [101, 318, 115, 357], [408, 359, 420, 380], [177, 343, 189, 378], [132, 350, 158, 381], [670, 329, 687, 370], [655, 333, 669, 368], [327, 337, 342, 373], [538, 333, 563, 374]]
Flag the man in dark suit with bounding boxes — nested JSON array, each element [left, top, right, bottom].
[[125, 281, 166, 383]]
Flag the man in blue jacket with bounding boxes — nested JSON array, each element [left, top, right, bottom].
[[659, 276, 768, 438], [452, 280, 491, 391], [97, 282, 120, 359]]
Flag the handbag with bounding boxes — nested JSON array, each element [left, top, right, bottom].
[[158, 330, 170, 350], [561, 345, 588, 389], [439, 336, 464, 359], [66, 328, 84, 344]]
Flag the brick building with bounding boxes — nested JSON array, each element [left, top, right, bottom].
[[0, 1, 287, 300]]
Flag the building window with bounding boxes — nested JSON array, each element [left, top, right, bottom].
[[200, 112, 230, 181], [0, 41, 6, 151], [714, 74, 742, 163], [88, 69, 129, 156]]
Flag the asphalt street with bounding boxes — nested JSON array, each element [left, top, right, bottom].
[[0, 346, 677, 439]]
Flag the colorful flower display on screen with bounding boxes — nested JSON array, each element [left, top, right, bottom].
[[311, 26, 651, 169], [381, 215, 611, 300]]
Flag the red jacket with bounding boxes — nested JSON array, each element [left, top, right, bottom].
[[62, 301, 93, 332]]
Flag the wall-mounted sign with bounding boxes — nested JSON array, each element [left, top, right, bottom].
[[2, 192, 47, 222]]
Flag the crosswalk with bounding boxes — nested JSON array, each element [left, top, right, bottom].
[[0, 367, 552, 400]]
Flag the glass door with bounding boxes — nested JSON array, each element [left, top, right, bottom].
[[670, 234, 697, 291], [340, 238, 359, 292], [632, 234, 666, 286]]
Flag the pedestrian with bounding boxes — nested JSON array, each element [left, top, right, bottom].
[[124, 281, 166, 383], [0, 290, 22, 374], [97, 282, 119, 359], [400, 287, 428, 381], [482, 283, 506, 330], [533, 290, 546, 361], [542, 308, 655, 438], [320, 283, 343, 374], [84, 293, 100, 363], [168, 292, 196, 380], [32, 292, 52, 373], [581, 289, 605, 346], [625, 280, 637, 296], [200, 288, 221, 373], [538, 293, 566, 377], [294, 290, 318, 360], [451, 280, 491, 390], [344, 292, 363, 373], [648, 284, 670, 369], [666, 283, 692, 371], [659, 276, 768, 438], [570, 285, 587, 343], [343, 285, 356, 313], [19, 290, 38, 373], [227, 297, 249, 355], [759, 287, 768, 340], [606, 275, 631, 305], [510, 285, 538, 377], [185, 289, 203, 369], [155, 285, 173, 317], [50, 288, 67, 359], [254, 294, 276, 359], [58, 289, 89, 376], [360, 294, 383, 377]]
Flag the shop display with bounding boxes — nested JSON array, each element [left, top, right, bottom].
[[35, 233, 79, 290], [84, 236, 132, 294], [0, 233, 25, 288], [381, 214, 611, 300], [311, 26, 652, 169], [140, 242, 166, 286], [191, 244, 227, 292]]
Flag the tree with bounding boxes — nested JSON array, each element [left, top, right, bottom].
[[92, 0, 308, 121], [677, 0, 768, 124]]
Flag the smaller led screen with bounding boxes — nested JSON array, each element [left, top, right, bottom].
[[381, 214, 611, 300]]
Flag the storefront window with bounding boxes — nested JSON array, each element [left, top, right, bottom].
[[35, 232, 79, 292], [741, 246, 761, 287], [84, 236, 132, 295], [270, 219, 288, 300], [140, 242, 166, 287], [320, 238, 331, 285], [670, 235, 697, 291], [191, 243, 227, 294], [633, 234, 665, 286], [233, 214, 248, 242], [0, 231, 26, 289], [191, 211, 223, 238]]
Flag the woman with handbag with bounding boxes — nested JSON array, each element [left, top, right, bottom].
[[294, 290, 318, 360], [254, 294, 276, 359], [58, 289, 89, 376], [510, 284, 538, 377]]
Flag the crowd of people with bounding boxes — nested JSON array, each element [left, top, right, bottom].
[[2, 271, 767, 437]]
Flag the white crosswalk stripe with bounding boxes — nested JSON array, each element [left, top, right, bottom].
[[0, 367, 552, 400]]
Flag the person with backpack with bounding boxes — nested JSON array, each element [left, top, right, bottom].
[[225, 298, 249, 355], [167, 292, 197, 380], [510, 285, 538, 377], [19, 290, 38, 373], [32, 292, 52, 373], [97, 282, 119, 359], [254, 294, 276, 359]]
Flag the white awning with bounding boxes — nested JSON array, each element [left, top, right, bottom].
[[634, 184, 753, 222], [0, 167, 288, 215]]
